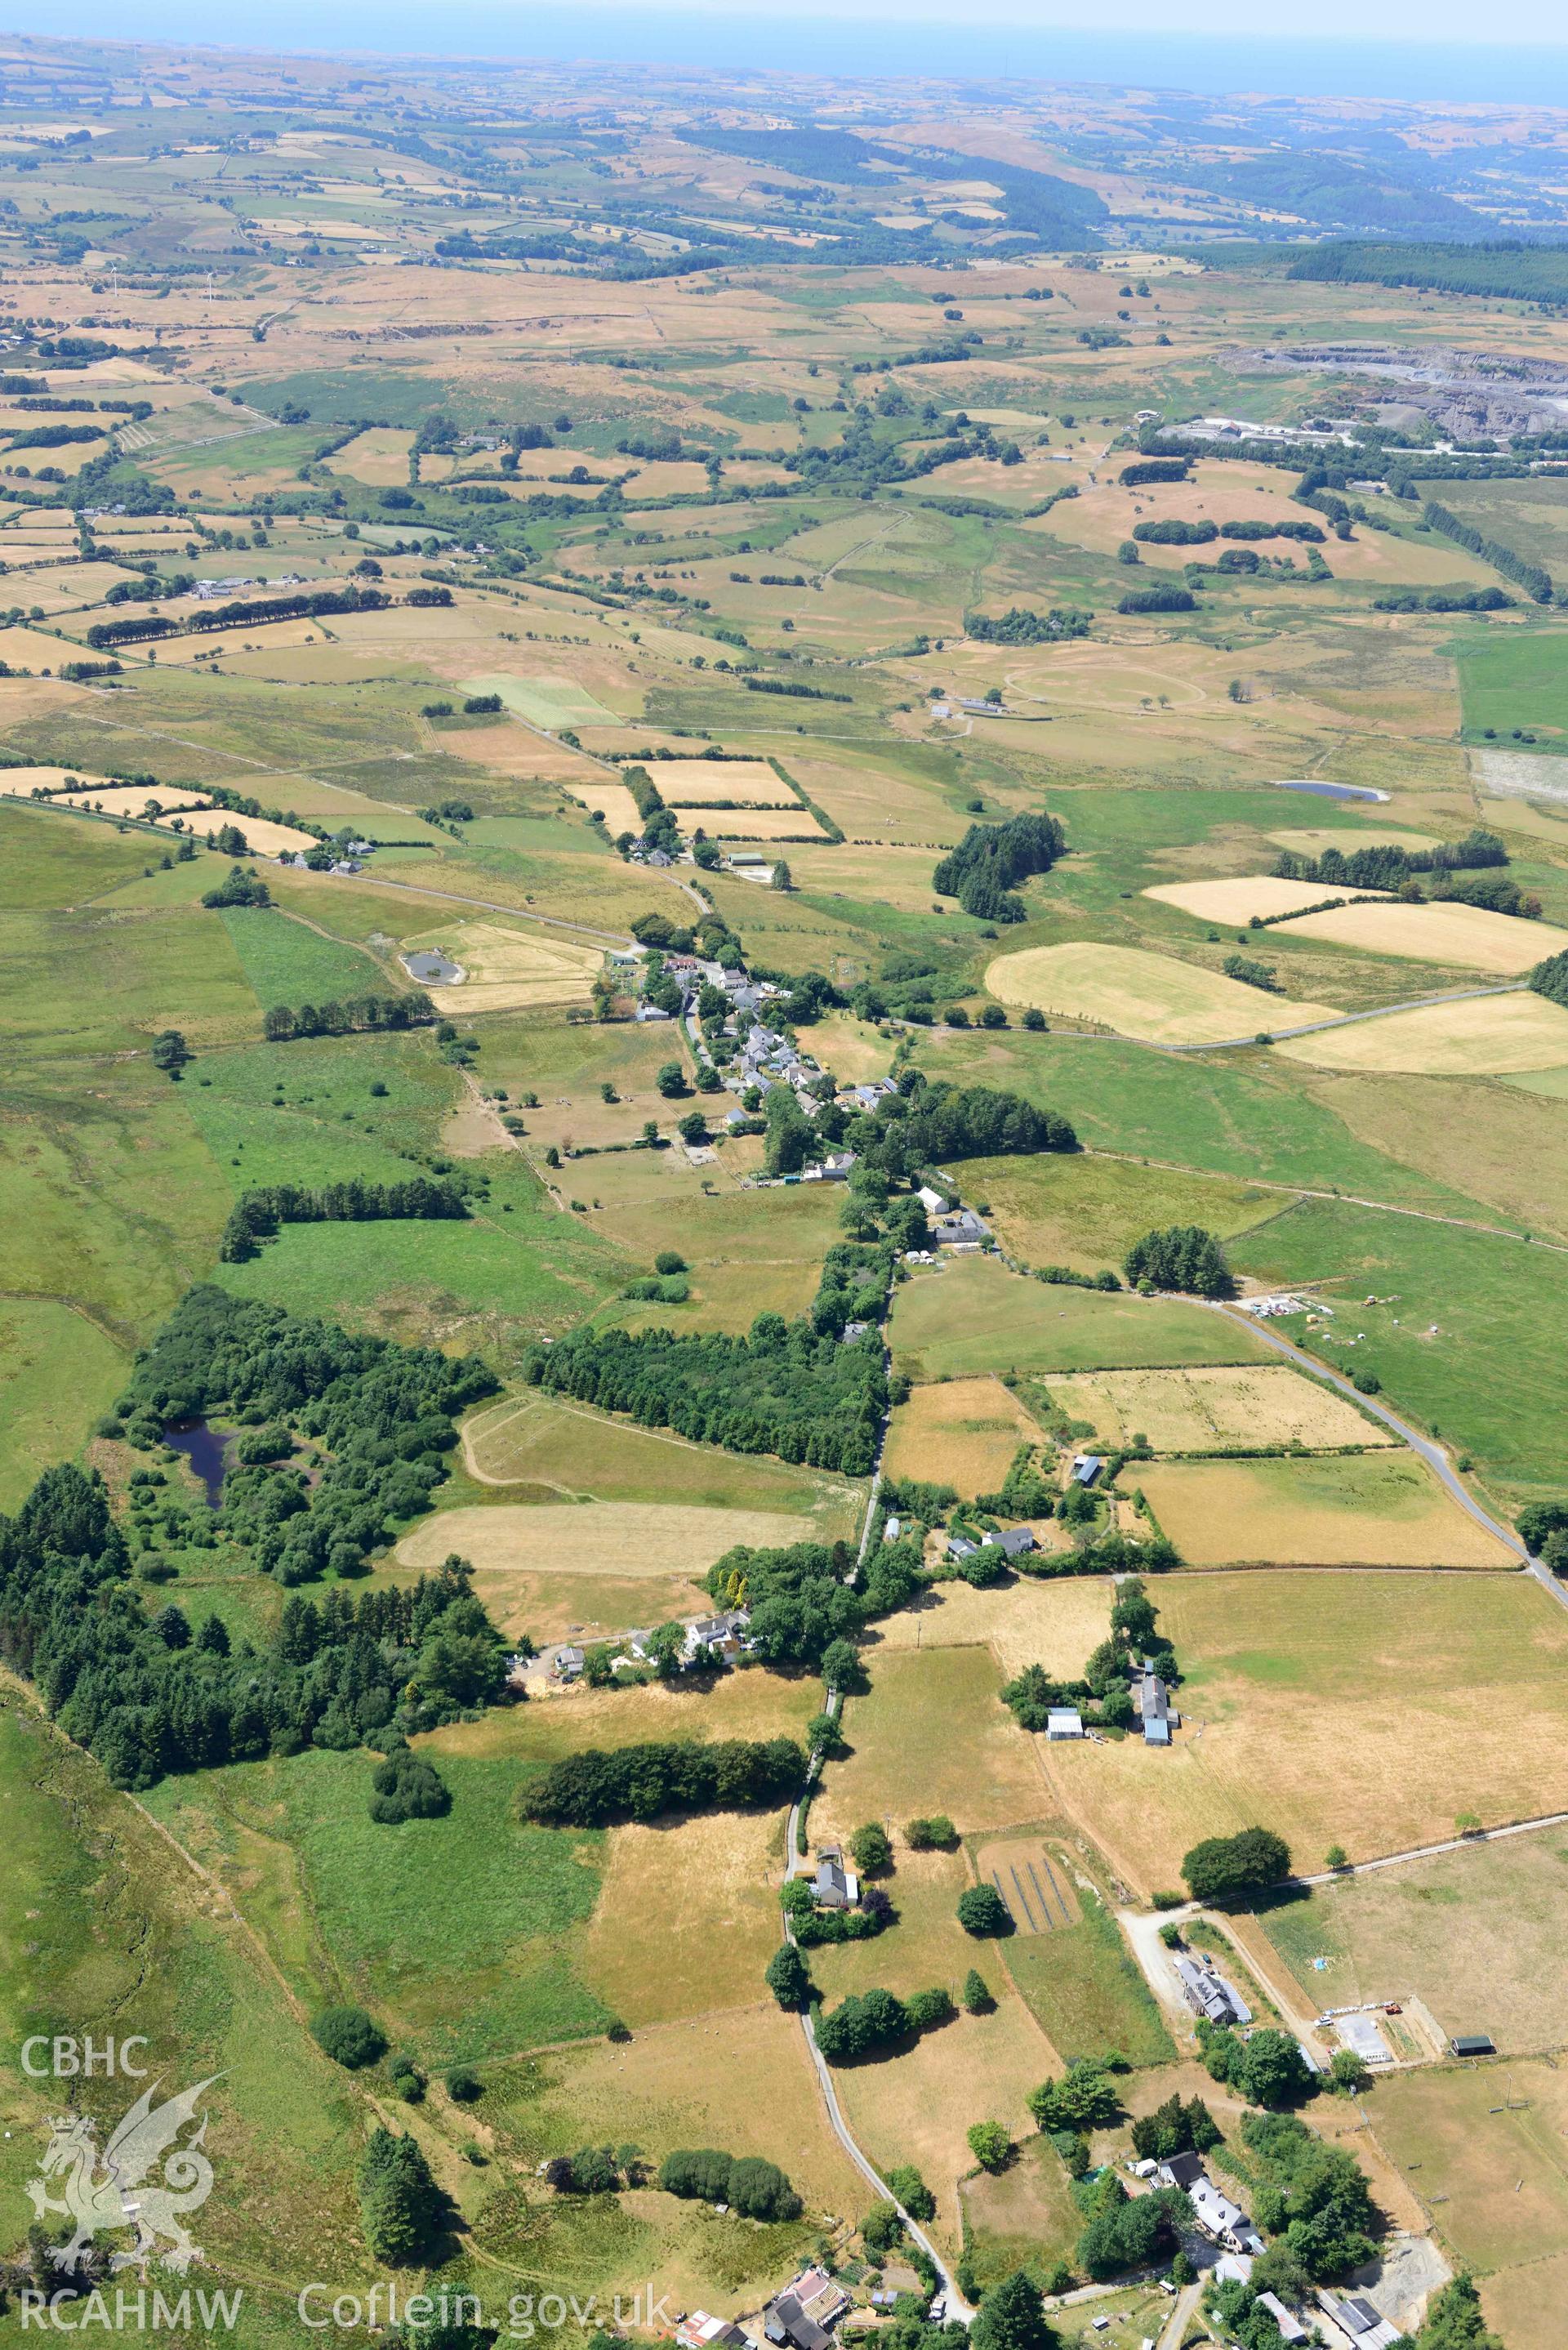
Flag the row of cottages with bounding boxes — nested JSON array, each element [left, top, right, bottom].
[[550, 1608, 752, 1683]]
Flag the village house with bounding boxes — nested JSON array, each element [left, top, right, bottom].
[[1156, 2154, 1263, 2256], [1174, 1953, 1252, 2028], [1135, 1669, 1178, 1746], [813, 1848, 860, 1909], [682, 1608, 751, 1665]]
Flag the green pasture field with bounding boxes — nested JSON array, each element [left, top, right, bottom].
[[1000, 1873, 1175, 2070], [602, 1253, 822, 1336], [457, 1387, 863, 1532], [0, 1298, 127, 1509], [1424, 477, 1568, 586], [1228, 1197, 1568, 1506], [144, 1746, 613, 2063], [184, 1028, 461, 1189], [466, 673, 622, 729], [0, 863, 263, 1062], [219, 904, 394, 1008], [0, 1059, 229, 1346], [0, 798, 157, 907], [950, 1150, 1282, 1276], [889, 1255, 1272, 1380], [0, 1694, 369, 2339], [1455, 622, 1568, 745], [915, 1028, 1508, 1224], [219, 1196, 625, 1365]]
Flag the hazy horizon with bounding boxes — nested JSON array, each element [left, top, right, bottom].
[[17, 2, 1568, 108]]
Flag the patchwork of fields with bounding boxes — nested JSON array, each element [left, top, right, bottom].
[[5, 49, 1568, 2343]]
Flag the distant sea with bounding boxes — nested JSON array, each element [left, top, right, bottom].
[[20, 2, 1568, 110]]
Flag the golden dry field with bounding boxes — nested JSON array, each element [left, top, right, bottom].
[[1278, 899, 1568, 973], [1143, 876, 1389, 923], [881, 1375, 1042, 1498], [398, 1498, 806, 1576], [646, 760, 797, 804], [1047, 1362, 1394, 1453], [1276, 988, 1568, 1074], [871, 1573, 1114, 1683], [1043, 1571, 1568, 1887], [985, 940, 1339, 1041], [1133, 1451, 1517, 1567], [398, 918, 603, 1010]]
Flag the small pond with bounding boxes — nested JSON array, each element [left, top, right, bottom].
[[402, 949, 463, 984], [1275, 778, 1390, 804], [164, 1420, 235, 1507]]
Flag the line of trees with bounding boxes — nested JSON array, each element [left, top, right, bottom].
[[220, 1176, 469, 1263], [519, 1736, 806, 1826], [933, 811, 1066, 922], [1374, 586, 1512, 613], [657, 2148, 800, 2218], [83, 582, 401, 650], [813, 1983, 956, 2062], [1275, 828, 1506, 893], [1423, 501, 1552, 604], [1118, 583, 1196, 613], [263, 992, 433, 1041]]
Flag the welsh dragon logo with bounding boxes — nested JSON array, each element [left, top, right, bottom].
[[26, 2077, 220, 2273]]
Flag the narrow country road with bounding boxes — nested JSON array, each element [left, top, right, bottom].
[[1159, 979, 1526, 1055], [791, 2006, 976, 2324], [779, 1402, 978, 2318]]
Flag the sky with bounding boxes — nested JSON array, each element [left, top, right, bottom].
[[23, 0, 1568, 106]]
